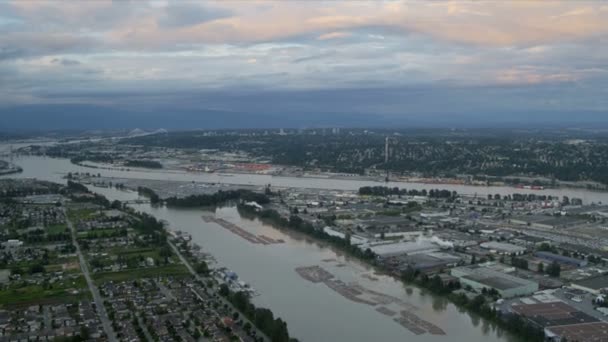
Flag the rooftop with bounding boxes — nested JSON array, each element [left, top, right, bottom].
[[546, 322, 608, 342], [511, 302, 598, 327], [572, 274, 608, 291], [463, 274, 521, 290]]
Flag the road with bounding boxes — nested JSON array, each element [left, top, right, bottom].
[[65, 209, 117, 342], [137, 315, 155, 342], [168, 240, 268, 341]]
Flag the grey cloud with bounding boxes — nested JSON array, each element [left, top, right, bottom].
[[0, 47, 26, 61], [0, 33, 98, 60], [159, 3, 233, 28], [293, 51, 336, 63], [51, 58, 81, 66]]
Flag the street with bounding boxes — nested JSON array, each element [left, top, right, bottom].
[[65, 209, 117, 342]]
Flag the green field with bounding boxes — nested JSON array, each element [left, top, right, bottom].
[[77, 228, 126, 238], [93, 264, 190, 284], [0, 276, 89, 308], [47, 224, 69, 235], [67, 208, 99, 222]]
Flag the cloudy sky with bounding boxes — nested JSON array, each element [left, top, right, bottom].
[[1, 1, 608, 129]]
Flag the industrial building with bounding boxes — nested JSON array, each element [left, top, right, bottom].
[[511, 302, 598, 329], [451, 265, 539, 298], [323, 227, 368, 245], [398, 252, 461, 273], [535, 251, 588, 267], [571, 275, 608, 295], [480, 241, 526, 255], [545, 322, 608, 342], [369, 240, 439, 258]]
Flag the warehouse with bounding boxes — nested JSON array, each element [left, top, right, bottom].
[[451, 265, 539, 298], [397, 252, 461, 273], [511, 302, 598, 328], [535, 252, 588, 267], [369, 240, 439, 258], [571, 275, 608, 295], [480, 241, 526, 255]]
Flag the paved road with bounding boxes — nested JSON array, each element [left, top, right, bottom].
[[168, 240, 267, 341], [42, 305, 51, 330], [65, 210, 117, 342], [137, 315, 155, 342]]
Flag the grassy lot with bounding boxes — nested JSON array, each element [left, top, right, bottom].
[[77, 228, 125, 238], [47, 224, 69, 235], [0, 276, 89, 308], [104, 247, 166, 260], [67, 208, 99, 222], [93, 264, 190, 284]]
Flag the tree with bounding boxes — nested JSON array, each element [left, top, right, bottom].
[[195, 261, 210, 275], [219, 284, 230, 297], [537, 262, 544, 274], [470, 254, 477, 265], [28, 263, 45, 274], [546, 261, 561, 277]]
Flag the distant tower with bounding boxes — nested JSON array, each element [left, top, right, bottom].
[[385, 137, 389, 163]]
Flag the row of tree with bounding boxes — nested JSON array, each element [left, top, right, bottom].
[[220, 286, 294, 342], [238, 205, 376, 260], [124, 160, 163, 169], [359, 186, 457, 198], [165, 190, 270, 207]]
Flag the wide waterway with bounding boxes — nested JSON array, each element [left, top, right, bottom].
[[4, 153, 608, 341]]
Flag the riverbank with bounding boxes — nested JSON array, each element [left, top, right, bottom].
[[0, 160, 22, 176], [0, 167, 22, 176], [1, 154, 597, 341], [100, 195, 296, 342], [62, 157, 608, 193], [237, 204, 539, 342]]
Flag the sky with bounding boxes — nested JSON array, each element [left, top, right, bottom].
[[1, 0, 608, 129]]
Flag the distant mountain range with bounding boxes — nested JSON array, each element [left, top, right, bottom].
[[1, 103, 607, 131]]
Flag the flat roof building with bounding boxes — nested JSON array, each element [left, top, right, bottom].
[[545, 322, 608, 342], [397, 252, 461, 273], [511, 302, 598, 329], [480, 241, 526, 255], [571, 275, 608, 295], [535, 251, 588, 268], [451, 265, 539, 298], [369, 240, 439, 258]]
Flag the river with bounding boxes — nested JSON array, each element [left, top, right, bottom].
[[5, 154, 608, 341]]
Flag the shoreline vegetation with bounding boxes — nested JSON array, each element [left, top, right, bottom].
[[123, 159, 163, 169], [0, 167, 22, 176], [219, 285, 296, 342], [70, 182, 296, 342], [46, 154, 607, 193], [236, 204, 544, 342], [151, 186, 541, 340], [163, 189, 270, 207], [0, 160, 22, 176]]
